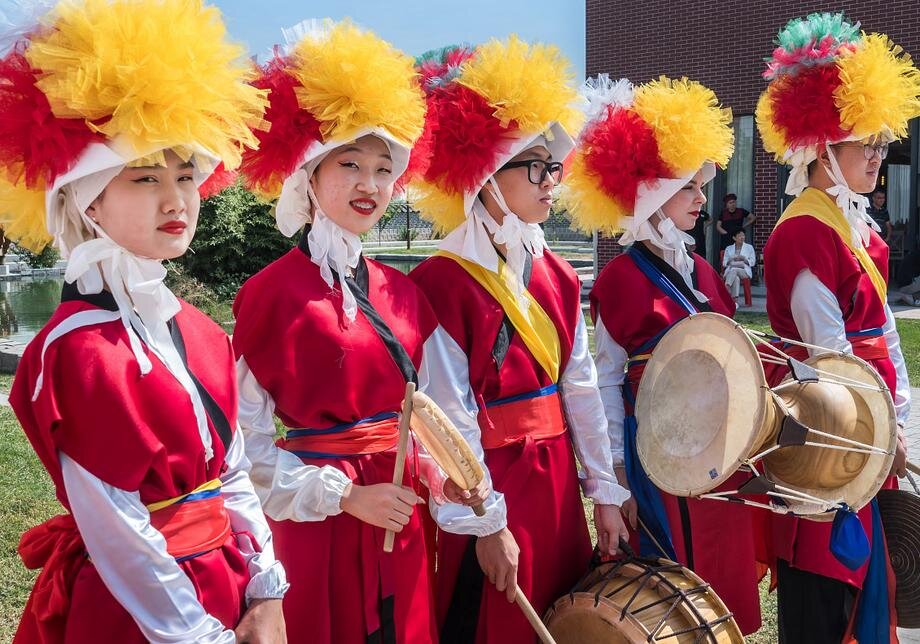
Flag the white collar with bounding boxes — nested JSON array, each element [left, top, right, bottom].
[[438, 179, 546, 308]]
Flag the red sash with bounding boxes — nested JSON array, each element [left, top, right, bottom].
[[481, 386, 567, 450], [277, 413, 400, 458]]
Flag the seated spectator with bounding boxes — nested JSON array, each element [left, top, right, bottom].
[[890, 248, 920, 305], [717, 193, 755, 248], [723, 230, 755, 305], [867, 188, 893, 242]]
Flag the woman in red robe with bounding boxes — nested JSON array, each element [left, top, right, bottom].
[[1, 2, 286, 641], [407, 43, 631, 643], [233, 22, 489, 644], [565, 75, 765, 635]]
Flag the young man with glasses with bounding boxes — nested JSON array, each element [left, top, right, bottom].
[[757, 13, 913, 643]]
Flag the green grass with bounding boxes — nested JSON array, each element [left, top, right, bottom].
[[0, 394, 60, 641]]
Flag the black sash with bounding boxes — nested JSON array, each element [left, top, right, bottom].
[[298, 228, 418, 385], [630, 242, 713, 313], [60, 282, 233, 454]]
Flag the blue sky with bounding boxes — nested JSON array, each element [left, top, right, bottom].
[[212, 0, 587, 79]]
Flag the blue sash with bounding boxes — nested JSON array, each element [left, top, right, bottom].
[[622, 247, 699, 559], [853, 499, 894, 643]]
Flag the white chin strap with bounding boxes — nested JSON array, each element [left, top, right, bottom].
[[61, 215, 215, 461], [475, 177, 547, 308], [823, 144, 879, 247], [305, 182, 362, 323], [634, 212, 708, 303]]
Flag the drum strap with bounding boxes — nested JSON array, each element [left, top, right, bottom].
[[626, 243, 711, 315]]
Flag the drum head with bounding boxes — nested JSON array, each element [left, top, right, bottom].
[[544, 558, 744, 643], [409, 391, 484, 490], [877, 488, 920, 627], [768, 353, 896, 519], [636, 313, 767, 496]]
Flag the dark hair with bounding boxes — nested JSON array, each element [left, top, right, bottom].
[[732, 229, 745, 239], [723, 193, 737, 203], [872, 188, 886, 196]]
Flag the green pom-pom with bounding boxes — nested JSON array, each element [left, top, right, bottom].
[[775, 12, 861, 53]]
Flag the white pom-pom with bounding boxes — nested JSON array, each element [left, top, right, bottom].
[[280, 18, 336, 54], [580, 74, 634, 125], [0, 0, 55, 56]]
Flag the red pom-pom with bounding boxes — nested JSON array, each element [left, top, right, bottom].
[[240, 56, 323, 196], [581, 106, 670, 208], [421, 84, 513, 194], [769, 64, 847, 147], [198, 162, 237, 199], [395, 103, 435, 193], [0, 51, 99, 187]]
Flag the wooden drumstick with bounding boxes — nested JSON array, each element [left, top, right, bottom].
[[514, 587, 557, 644], [383, 382, 416, 553], [907, 461, 920, 477]]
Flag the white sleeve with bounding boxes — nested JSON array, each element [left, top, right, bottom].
[[790, 269, 851, 355], [60, 454, 235, 644], [722, 247, 732, 269], [882, 303, 911, 425], [220, 431, 289, 602], [560, 315, 631, 506], [593, 315, 628, 468], [236, 357, 352, 522], [418, 326, 508, 537]]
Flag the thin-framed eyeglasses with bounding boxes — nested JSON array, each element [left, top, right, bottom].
[[837, 141, 889, 160], [498, 159, 564, 185]]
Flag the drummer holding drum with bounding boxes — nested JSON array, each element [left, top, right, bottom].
[[757, 13, 917, 643], [562, 75, 767, 635]]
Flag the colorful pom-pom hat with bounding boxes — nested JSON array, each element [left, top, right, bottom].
[[562, 74, 734, 240], [756, 13, 920, 215], [408, 37, 583, 235], [0, 0, 266, 255], [239, 19, 427, 238]]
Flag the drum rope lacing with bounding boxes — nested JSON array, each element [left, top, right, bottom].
[[691, 320, 893, 516], [568, 551, 734, 643]]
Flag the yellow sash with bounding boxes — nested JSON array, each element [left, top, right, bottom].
[[146, 478, 222, 513], [775, 188, 887, 305], [436, 250, 561, 383]]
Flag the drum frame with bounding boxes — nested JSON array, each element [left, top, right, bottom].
[[636, 313, 896, 519], [547, 552, 743, 643]]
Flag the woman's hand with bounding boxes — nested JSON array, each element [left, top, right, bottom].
[[339, 482, 423, 531], [443, 479, 491, 507], [594, 504, 631, 556]]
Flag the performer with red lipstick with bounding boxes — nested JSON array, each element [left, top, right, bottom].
[[407, 41, 630, 642], [564, 75, 765, 635], [232, 21, 493, 644], [0, 1, 289, 642]]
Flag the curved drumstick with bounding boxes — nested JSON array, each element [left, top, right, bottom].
[[514, 587, 557, 644], [908, 461, 920, 477], [383, 382, 416, 553]]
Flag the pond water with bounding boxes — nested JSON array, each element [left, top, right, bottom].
[[1, 258, 422, 345], [0, 278, 64, 344]]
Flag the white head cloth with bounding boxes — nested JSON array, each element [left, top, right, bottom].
[[783, 136, 879, 248]]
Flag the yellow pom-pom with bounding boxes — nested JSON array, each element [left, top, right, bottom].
[[632, 77, 734, 175], [26, 0, 266, 170], [408, 181, 465, 235], [291, 21, 425, 146], [458, 35, 583, 136], [835, 33, 920, 140], [0, 175, 52, 252], [755, 89, 789, 162], [559, 152, 628, 236]]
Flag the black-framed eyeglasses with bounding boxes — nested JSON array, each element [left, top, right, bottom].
[[498, 159, 564, 184], [838, 141, 889, 160]]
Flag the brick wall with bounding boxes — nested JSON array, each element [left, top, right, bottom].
[[588, 0, 920, 271]]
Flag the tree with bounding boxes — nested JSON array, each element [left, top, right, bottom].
[[178, 181, 296, 295]]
